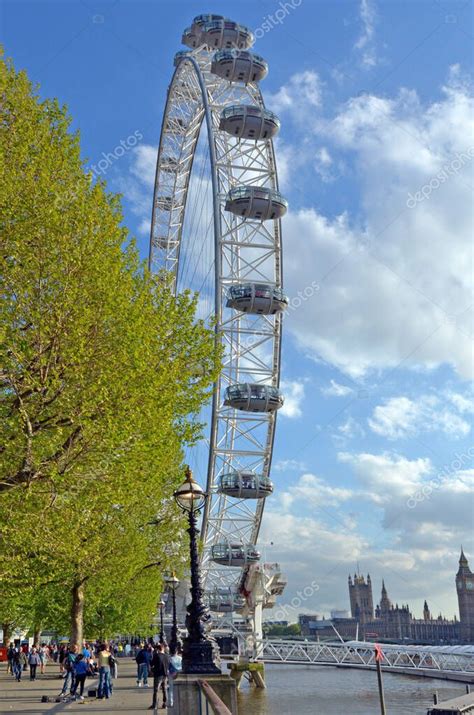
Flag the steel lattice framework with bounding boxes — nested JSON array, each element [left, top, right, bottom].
[[233, 639, 474, 680], [149, 43, 284, 598]]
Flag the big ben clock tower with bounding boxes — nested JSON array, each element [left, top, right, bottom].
[[456, 548, 474, 642]]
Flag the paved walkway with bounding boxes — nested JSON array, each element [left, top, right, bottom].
[[0, 659, 167, 714]]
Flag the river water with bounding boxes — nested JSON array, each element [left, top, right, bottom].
[[237, 665, 464, 714]]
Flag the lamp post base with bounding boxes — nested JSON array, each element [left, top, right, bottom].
[[168, 673, 238, 715], [182, 639, 221, 675]]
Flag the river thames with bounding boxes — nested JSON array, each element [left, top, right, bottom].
[[237, 665, 464, 714]]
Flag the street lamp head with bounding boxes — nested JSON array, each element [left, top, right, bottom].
[[173, 466, 206, 512], [158, 599, 166, 608], [165, 572, 180, 590]]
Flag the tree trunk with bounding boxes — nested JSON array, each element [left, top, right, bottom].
[[33, 623, 42, 646], [2, 622, 12, 646], [70, 580, 85, 648]]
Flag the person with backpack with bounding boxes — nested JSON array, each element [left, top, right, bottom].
[[12, 648, 24, 682], [60, 645, 77, 696], [71, 653, 89, 700], [167, 647, 182, 708], [148, 643, 169, 710]]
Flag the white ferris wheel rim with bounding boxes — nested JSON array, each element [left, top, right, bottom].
[[149, 36, 285, 603]]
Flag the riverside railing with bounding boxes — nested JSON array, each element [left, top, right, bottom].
[[197, 680, 233, 715]]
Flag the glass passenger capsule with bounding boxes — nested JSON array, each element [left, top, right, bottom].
[[192, 14, 225, 30], [225, 186, 288, 221], [174, 50, 192, 67], [200, 20, 254, 50], [226, 283, 288, 314], [219, 471, 273, 499], [206, 587, 246, 613], [219, 105, 280, 140], [223, 383, 284, 412], [211, 50, 268, 84], [211, 542, 260, 567], [182, 27, 201, 49]]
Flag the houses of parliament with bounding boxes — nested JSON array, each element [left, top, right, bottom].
[[347, 549, 474, 644]]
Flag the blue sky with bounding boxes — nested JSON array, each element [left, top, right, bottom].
[[2, 0, 473, 621]]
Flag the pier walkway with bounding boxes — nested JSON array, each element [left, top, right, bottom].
[[241, 639, 474, 683]]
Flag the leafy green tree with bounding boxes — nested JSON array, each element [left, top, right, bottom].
[[264, 623, 301, 637], [0, 52, 220, 646]]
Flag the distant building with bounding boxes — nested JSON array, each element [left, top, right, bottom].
[[347, 550, 473, 644], [298, 613, 358, 640], [348, 573, 374, 625], [456, 548, 474, 642]]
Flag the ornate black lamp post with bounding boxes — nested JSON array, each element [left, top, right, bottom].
[[158, 599, 166, 645], [173, 467, 221, 674], [165, 573, 180, 655]]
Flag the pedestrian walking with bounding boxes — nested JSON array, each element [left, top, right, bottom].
[[167, 648, 182, 707], [148, 643, 169, 710], [58, 645, 66, 674], [12, 648, 24, 681], [39, 644, 48, 674], [28, 646, 41, 680], [97, 643, 112, 699], [135, 643, 151, 687], [6, 643, 14, 675], [109, 651, 118, 681]]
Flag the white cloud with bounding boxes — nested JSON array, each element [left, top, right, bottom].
[[339, 450, 474, 538], [321, 379, 355, 397], [273, 459, 307, 472], [336, 416, 365, 441], [260, 450, 473, 619], [314, 146, 341, 183], [279, 472, 354, 509], [130, 144, 157, 188], [283, 72, 474, 379], [368, 394, 472, 439], [339, 450, 432, 500], [279, 379, 305, 418], [266, 70, 322, 117], [354, 0, 378, 68]]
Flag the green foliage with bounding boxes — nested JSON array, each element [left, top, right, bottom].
[[0, 52, 221, 639], [263, 623, 301, 637]]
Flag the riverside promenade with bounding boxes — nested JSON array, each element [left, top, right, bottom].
[[0, 659, 162, 714]]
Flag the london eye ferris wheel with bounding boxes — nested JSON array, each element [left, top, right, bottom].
[[149, 14, 288, 627]]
